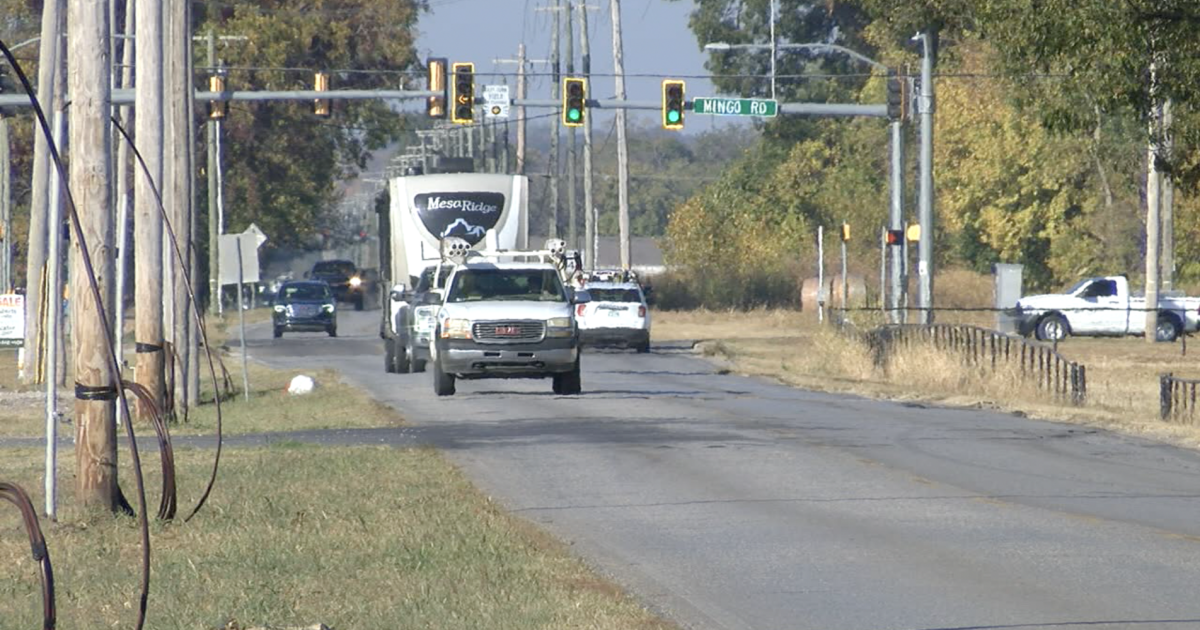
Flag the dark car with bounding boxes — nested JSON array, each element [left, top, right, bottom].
[[272, 281, 337, 338], [308, 259, 366, 310]]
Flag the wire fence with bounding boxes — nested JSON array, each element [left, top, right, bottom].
[[864, 324, 1088, 405]]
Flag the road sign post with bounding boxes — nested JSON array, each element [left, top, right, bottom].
[[692, 97, 778, 117]]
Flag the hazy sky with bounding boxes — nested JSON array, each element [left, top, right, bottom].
[[413, 0, 751, 134]]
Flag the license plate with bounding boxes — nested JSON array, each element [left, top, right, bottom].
[[495, 325, 520, 336], [608, 311, 621, 317]]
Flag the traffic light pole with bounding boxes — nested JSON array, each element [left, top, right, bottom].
[[889, 119, 904, 323]]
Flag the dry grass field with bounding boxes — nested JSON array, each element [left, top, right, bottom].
[[652, 270, 1200, 451]]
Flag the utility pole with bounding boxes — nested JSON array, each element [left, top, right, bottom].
[[549, 1, 562, 238], [113, 0, 136, 370], [915, 31, 935, 325], [134, 0, 165, 418], [166, 0, 195, 410], [1160, 98, 1174, 293], [184, 0, 200, 407], [610, 0, 631, 269], [207, 32, 220, 316], [889, 106, 904, 323], [565, 2, 578, 250], [494, 45, 551, 177], [1144, 59, 1162, 343], [0, 114, 9, 292], [69, 0, 117, 510], [578, 2, 596, 270], [22, 0, 65, 384]]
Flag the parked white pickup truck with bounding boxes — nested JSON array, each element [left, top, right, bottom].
[[1013, 276, 1200, 342]]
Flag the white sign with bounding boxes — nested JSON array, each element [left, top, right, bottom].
[[0, 294, 25, 347], [483, 84, 510, 119], [245, 222, 268, 248], [218, 233, 261, 285]]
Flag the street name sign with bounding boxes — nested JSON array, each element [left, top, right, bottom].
[[692, 97, 778, 118]]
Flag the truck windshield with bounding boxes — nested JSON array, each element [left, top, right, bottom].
[[448, 269, 566, 303]]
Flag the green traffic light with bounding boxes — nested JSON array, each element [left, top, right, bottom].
[[568, 108, 581, 121], [666, 110, 681, 124]]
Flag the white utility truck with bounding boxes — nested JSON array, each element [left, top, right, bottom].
[[429, 237, 589, 396], [1013, 275, 1200, 342], [380, 172, 529, 373]]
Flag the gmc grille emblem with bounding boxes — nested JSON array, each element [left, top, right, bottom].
[[495, 325, 521, 336]]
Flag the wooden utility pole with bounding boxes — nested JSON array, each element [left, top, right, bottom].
[[22, 0, 66, 384], [578, 2, 596, 269], [549, 0, 561, 238], [1161, 98, 1175, 292], [69, 0, 118, 510], [516, 44, 526, 175], [565, 3, 577, 250], [166, 0, 196, 409], [1144, 58, 1162, 343], [113, 0, 136, 370], [134, 0, 165, 417], [610, 0, 631, 269]]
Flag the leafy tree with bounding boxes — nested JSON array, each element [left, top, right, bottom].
[[195, 0, 424, 248]]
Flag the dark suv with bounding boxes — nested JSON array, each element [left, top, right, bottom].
[[272, 281, 337, 338], [308, 259, 366, 310]]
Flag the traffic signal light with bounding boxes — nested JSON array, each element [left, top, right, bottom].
[[841, 223, 851, 242], [313, 71, 331, 118], [450, 62, 475, 124], [662, 79, 685, 130], [427, 57, 447, 119], [562, 77, 586, 127], [886, 70, 903, 121], [885, 229, 904, 245], [208, 73, 228, 120]]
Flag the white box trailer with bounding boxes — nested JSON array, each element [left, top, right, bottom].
[[380, 173, 529, 372], [386, 173, 529, 288]]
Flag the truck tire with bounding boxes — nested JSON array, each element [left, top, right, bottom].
[[552, 358, 582, 395], [394, 340, 411, 373], [327, 325, 338, 338], [1035, 314, 1068, 342], [354, 295, 365, 311], [1156, 314, 1182, 343], [273, 326, 283, 339], [384, 338, 397, 373], [407, 340, 427, 373], [433, 359, 456, 396]]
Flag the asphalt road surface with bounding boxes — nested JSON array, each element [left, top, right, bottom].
[[247, 310, 1200, 630]]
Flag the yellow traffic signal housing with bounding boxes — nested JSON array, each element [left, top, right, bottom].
[[906, 224, 921, 242], [563, 77, 586, 127], [450, 62, 475, 124], [313, 71, 331, 118], [427, 57, 447, 119], [208, 74, 228, 120], [662, 79, 685, 130], [841, 223, 851, 242]]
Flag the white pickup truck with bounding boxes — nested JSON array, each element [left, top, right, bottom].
[[1013, 275, 1200, 342]]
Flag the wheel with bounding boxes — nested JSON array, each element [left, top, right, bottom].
[[384, 338, 397, 373], [1156, 314, 1181, 342], [552, 358, 582, 395], [394, 340, 411, 373], [273, 326, 283, 339], [327, 325, 338, 338], [636, 340, 651, 353], [1035, 314, 1068, 342], [407, 340, 427, 373], [433, 359, 456, 396]]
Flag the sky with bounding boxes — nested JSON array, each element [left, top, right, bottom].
[[412, 0, 751, 135]]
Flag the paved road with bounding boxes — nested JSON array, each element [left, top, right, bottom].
[[248, 310, 1200, 630]]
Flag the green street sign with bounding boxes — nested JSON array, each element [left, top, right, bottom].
[[692, 97, 778, 117]]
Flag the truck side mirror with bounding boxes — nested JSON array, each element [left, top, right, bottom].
[[572, 289, 592, 305], [422, 291, 443, 305], [389, 283, 407, 302]]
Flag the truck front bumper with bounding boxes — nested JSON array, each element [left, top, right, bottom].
[[436, 337, 578, 377]]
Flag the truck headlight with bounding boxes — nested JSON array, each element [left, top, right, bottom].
[[546, 317, 573, 337], [273, 305, 286, 313], [322, 304, 335, 313], [349, 276, 363, 288], [441, 318, 472, 339]]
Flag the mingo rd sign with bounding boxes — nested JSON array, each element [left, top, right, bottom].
[[692, 97, 778, 118]]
